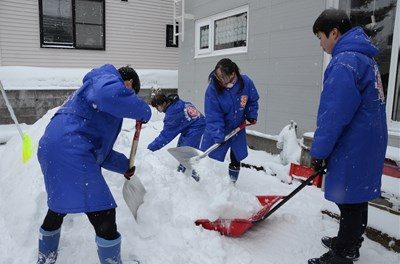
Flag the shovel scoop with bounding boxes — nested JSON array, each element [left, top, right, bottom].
[[167, 122, 252, 174], [123, 121, 146, 220], [167, 146, 205, 172]]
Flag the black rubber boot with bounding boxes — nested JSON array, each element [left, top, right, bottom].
[[308, 250, 354, 264], [321, 236, 363, 261]]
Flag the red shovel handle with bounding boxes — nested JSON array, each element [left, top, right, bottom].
[[129, 121, 142, 169], [239, 121, 254, 130], [134, 121, 142, 141]]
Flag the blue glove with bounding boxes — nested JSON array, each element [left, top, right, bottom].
[[147, 143, 157, 152]]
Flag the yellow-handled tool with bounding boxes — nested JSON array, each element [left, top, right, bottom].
[[0, 80, 33, 163]]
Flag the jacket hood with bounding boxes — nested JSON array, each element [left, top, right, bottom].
[[82, 64, 120, 84], [332, 27, 379, 58]]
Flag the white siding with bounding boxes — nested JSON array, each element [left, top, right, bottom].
[[0, 0, 178, 69]]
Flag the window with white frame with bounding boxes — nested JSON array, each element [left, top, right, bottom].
[[336, 0, 400, 133], [195, 5, 248, 58]]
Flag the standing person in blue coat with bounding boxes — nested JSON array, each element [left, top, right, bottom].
[[37, 64, 151, 264], [147, 92, 205, 181], [309, 10, 387, 264], [200, 58, 259, 183]]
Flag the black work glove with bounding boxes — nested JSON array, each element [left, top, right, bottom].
[[311, 157, 326, 174], [124, 166, 136, 180], [246, 118, 257, 124]]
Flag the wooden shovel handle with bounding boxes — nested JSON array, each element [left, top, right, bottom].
[[129, 121, 142, 169]]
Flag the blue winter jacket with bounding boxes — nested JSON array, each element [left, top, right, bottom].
[[37, 64, 151, 213], [310, 27, 388, 204], [148, 95, 205, 151], [200, 74, 259, 161]]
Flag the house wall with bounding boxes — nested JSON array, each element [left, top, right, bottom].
[[0, 0, 178, 69], [178, 0, 326, 137]]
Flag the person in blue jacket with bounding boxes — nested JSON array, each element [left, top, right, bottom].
[[36, 64, 151, 264], [200, 58, 259, 183], [147, 92, 205, 181], [308, 10, 388, 264]]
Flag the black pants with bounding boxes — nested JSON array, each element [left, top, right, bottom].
[[229, 150, 240, 170], [41, 208, 119, 240], [335, 202, 368, 250]]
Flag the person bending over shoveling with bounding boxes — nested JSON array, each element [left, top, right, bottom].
[[37, 64, 151, 264], [148, 92, 206, 181]]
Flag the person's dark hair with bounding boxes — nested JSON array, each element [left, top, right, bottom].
[[209, 58, 244, 93], [312, 9, 352, 37], [118, 66, 141, 94], [150, 93, 179, 109]]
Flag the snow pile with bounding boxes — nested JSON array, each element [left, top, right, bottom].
[[386, 146, 400, 164], [0, 124, 29, 144], [0, 108, 398, 263], [0, 66, 178, 90], [276, 120, 301, 166]]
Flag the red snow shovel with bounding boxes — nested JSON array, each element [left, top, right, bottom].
[[289, 163, 323, 188], [195, 170, 325, 237], [123, 121, 146, 220], [167, 122, 253, 176]]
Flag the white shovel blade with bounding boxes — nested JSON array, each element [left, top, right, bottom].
[[123, 176, 146, 220], [167, 146, 204, 171]]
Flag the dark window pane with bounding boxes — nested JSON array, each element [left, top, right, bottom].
[[75, 24, 104, 49], [214, 12, 247, 51], [393, 53, 400, 121], [75, 0, 103, 25], [166, 24, 178, 47], [75, 0, 104, 49], [339, 0, 397, 100], [41, 0, 73, 45], [200, 25, 209, 49]]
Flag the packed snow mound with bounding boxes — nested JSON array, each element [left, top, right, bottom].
[[0, 107, 261, 263], [276, 120, 301, 166], [0, 66, 178, 90], [0, 107, 399, 264]]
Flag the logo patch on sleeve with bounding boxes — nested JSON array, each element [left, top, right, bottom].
[[374, 64, 385, 103], [185, 105, 200, 120], [240, 95, 248, 108]]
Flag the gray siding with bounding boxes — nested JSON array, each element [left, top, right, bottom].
[[0, 0, 178, 69], [179, 0, 325, 137]]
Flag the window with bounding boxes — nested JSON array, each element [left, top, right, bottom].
[[199, 25, 209, 49], [166, 24, 179, 48], [195, 5, 248, 58], [338, 0, 400, 133], [392, 50, 400, 121], [339, 0, 397, 100], [39, 0, 105, 50]]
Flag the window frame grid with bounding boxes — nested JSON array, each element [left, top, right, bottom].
[[39, 0, 106, 50]]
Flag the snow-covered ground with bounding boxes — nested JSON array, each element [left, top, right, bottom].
[[0, 108, 399, 264]]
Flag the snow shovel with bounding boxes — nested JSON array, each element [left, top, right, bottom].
[[289, 163, 323, 188], [167, 122, 253, 174], [123, 121, 146, 220], [195, 169, 325, 236], [0, 80, 33, 163]]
